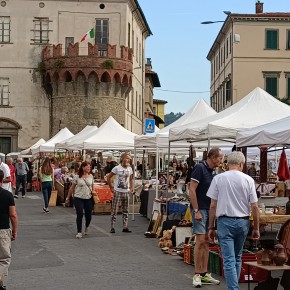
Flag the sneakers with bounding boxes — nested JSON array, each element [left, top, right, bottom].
[[76, 233, 82, 239], [110, 228, 115, 233], [42, 207, 49, 213], [22, 195, 25, 198], [14, 195, 18, 199], [201, 273, 220, 285], [0, 286, 6, 290], [122, 228, 132, 233], [84, 227, 89, 236], [192, 274, 202, 288]]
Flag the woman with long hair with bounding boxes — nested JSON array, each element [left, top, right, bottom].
[[39, 157, 54, 213], [65, 161, 94, 238]]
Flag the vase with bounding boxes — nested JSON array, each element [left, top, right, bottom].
[[273, 243, 287, 266], [256, 249, 263, 264], [261, 249, 271, 265]]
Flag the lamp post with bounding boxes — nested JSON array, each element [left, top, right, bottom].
[[201, 21, 225, 25]]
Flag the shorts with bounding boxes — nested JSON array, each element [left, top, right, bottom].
[[191, 209, 209, 234]]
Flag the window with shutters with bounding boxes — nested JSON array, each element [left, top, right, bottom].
[[32, 17, 50, 44], [263, 72, 280, 97], [0, 78, 9, 106], [0, 16, 10, 43], [265, 29, 278, 49], [95, 19, 109, 56], [287, 30, 290, 50]]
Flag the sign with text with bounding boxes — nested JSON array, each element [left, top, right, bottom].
[[144, 118, 155, 134]]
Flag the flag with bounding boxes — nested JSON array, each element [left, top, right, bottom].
[[80, 28, 94, 42]]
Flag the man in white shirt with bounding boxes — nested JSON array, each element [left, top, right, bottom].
[[107, 152, 133, 234], [0, 158, 12, 193], [207, 151, 260, 290]]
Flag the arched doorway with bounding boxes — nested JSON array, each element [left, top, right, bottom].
[[0, 118, 21, 154]]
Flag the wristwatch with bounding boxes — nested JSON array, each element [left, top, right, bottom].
[[194, 208, 199, 213]]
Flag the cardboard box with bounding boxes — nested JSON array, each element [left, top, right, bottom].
[[48, 190, 58, 206], [93, 203, 111, 214]]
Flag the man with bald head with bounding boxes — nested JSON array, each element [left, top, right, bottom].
[[14, 157, 29, 198]]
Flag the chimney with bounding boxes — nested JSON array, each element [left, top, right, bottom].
[[256, 1, 263, 14]]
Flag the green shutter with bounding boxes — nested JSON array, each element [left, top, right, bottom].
[[266, 30, 278, 49], [288, 78, 290, 99], [266, 77, 277, 97]]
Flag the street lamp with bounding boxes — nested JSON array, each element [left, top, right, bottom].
[[201, 21, 225, 24]]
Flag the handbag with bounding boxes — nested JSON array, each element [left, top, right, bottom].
[[83, 177, 98, 205]]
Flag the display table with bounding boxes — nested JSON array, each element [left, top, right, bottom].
[[259, 214, 290, 224], [93, 185, 112, 203], [244, 261, 290, 290]]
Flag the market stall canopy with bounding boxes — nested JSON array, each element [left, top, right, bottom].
[[55, 125, 98, 150], [32, 128, 74, 154], [135, 99, 217, 149], [169, 87, 290, 143], [83, 116, 137, 150], [20, 138, 46, 155], [0, 153, 5, 158], [236, 115, 290, 147]]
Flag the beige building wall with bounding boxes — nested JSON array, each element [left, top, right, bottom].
[[208, 6, 290, 112], [0, 0, 149, 151]]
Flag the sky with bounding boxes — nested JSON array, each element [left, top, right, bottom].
[[138, 0, 289, 114]]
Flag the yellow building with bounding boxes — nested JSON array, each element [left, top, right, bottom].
[[207, 1, 290, 112], [152, 99, 167, 129]]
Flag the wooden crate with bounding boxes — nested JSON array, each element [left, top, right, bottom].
[[93, 203, 112, 214]]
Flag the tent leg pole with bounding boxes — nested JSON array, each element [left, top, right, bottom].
[[132, 146, 136, 221], [155, 147, 159, 199]]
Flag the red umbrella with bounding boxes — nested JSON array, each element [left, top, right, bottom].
[[277, 149, 290, 181]]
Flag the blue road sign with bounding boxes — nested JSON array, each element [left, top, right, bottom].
[[144, 118, 155, 134]]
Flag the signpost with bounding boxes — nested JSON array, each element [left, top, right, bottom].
[[144, 118, 155, 134]]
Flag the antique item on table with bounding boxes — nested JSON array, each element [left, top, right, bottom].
[[261, 249, 271, 265], [286, 196, 290, 215], [273, 243, 287, 266], [255, 249, 263, 264]]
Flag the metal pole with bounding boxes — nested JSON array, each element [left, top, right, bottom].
[[155, 147, 159, 199], [132, 146, 136, 221]]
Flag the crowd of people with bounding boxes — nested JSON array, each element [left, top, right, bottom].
[[0, 148, 265, 290]]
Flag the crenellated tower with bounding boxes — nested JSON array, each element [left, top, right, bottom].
[[41, 43, 133, 135]]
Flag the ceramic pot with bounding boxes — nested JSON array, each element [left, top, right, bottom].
[[256, 250, 263, 264], [273, 243, 287, 266], [261, 249, 271, 265]]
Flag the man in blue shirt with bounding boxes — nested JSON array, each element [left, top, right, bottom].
[[189, 148, 223, 287]]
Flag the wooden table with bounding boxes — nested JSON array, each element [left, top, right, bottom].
[[244, 261, 290, 290], [259, 214, 290, 224]]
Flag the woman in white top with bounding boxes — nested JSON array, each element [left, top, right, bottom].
[[65, 161, 94, 239]]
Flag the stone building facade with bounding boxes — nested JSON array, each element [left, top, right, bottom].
[[0, 0, 151, 153]]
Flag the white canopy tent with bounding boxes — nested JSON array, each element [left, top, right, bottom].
[[135, 99, 217, 150], [236, 115, 290, 148], [169, 87, 290, 144], [83, 116, 137, 150], [32, 128, 74, 154], [55, 125, 98, 150], [20, 138, 46, 155]]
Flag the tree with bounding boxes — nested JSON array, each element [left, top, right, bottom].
[[164, 112, 184, 126]]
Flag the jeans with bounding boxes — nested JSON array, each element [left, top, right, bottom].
[[74, 197, 93, 233], [41, 181, 53, 208], [217, 217, 249, 290], [15, 174, 27, 196]]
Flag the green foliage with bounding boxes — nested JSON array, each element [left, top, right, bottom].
[[164, 112, 184, 126], [102, 60, 114, 69], [279, 97, 290, 105], [54, 58, 64, 71], [37, 61, 46, 74]]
